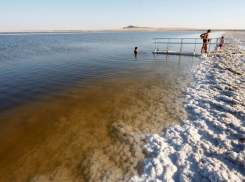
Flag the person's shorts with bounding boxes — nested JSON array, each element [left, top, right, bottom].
[[203, 39, 210, 43]]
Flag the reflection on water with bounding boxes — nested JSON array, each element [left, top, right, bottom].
[[0, 31, 202, 182]]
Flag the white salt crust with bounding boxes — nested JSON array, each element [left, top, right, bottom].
[[131, 32, 245, 182]]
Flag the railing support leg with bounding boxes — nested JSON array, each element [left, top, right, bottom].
[[194, 39, 197, 54], [155, 39, 157, 51], [208, 39, 212, 54], [180, 39, 183, 53], [168, 39, 171, 52]]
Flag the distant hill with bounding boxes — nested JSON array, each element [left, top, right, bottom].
[[1, 27, 245, 33], [123, 25, 141, 29]]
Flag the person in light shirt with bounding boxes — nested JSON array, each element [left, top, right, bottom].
[[219, 36, 225, 52]]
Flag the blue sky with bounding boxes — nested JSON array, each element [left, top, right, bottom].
[[0, 0, 244, 31]]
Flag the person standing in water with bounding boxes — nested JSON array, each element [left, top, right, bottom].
[[134, 47, 138, 54], [200, 29, 211, 53]]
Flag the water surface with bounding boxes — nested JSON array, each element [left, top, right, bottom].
[[0, 31, 221, 181]]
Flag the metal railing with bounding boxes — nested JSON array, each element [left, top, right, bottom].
[[152, 38, 233, 54]]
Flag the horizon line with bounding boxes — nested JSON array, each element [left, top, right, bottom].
[[1, 27, 245, 33]]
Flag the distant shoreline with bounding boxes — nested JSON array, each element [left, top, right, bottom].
[[1, 27, 245, 33]]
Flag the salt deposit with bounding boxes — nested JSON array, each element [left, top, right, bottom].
[[131, 31, 245, 182]]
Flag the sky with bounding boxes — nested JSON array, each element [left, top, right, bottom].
[[0, 0, 245, 31]]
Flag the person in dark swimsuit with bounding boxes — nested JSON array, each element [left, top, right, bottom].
[[201, 29, 211, 53], [134, 47, 138, 54]]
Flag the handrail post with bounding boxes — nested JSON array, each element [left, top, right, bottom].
[[194, 39, 197, 54], [180, 39, 183, 53], [208, 39, 212, 54], [157, 39, 159, 51], [169, 39, 171, 52], [155, 39, 156, 52]]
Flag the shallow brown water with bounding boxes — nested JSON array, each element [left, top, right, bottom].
[[0, 62, 193, 182], [0, 31, 204, 182]]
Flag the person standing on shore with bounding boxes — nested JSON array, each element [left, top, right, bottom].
[[219, 36, 225, 52], [200, 29, 211, 53]]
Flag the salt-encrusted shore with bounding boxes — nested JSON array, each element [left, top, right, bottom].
[[132, 32, 245, 182]]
